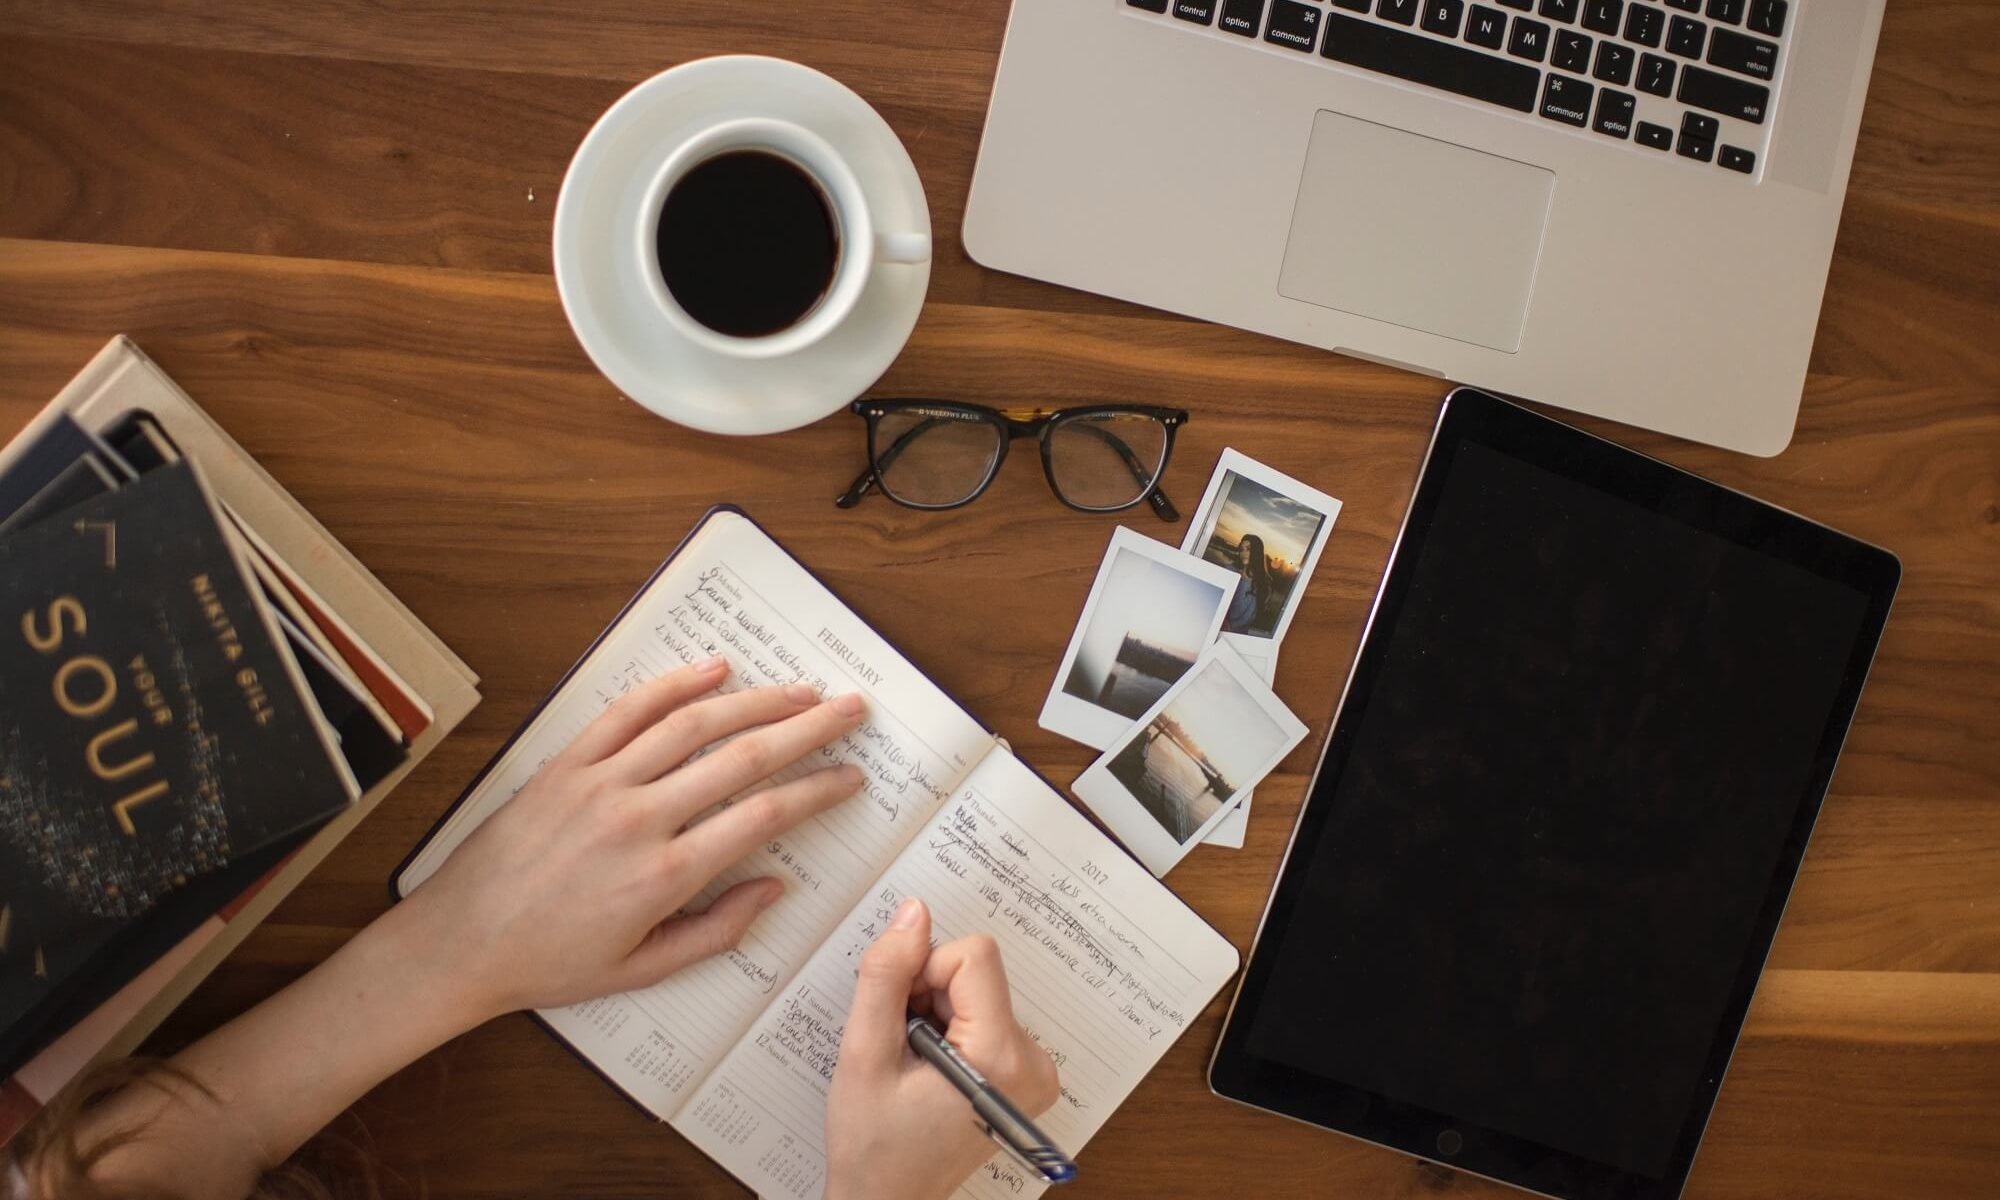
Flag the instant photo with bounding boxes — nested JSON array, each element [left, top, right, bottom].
[[1073, 643, 1308, 877], [1181, 449, 1340, 650], [1039, 527, 1238, 751]]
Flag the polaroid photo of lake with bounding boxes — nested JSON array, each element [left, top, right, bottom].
[[1039, 527, 1240, 751], [1073, 642, 1308, 877], [1180, 449, 1341, 651]]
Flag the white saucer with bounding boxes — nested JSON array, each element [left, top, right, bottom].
[[552, 56, 931, 436]]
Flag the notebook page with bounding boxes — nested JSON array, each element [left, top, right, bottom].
[[396, 511, 994, 1116], [674, 750, 1241, 1199]]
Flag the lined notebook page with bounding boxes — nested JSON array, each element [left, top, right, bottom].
[[397, 511, 994, 1115], [673, 750, 1241, 1199]]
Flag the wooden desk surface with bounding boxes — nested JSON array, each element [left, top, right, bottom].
[[1, 3, 1994, 1196]]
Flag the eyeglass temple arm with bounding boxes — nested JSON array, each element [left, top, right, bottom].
[[835, 415, 957, 508], [1064, 420, 1180, 523]]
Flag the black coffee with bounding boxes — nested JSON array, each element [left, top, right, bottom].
[[655, 150, 840, 339]]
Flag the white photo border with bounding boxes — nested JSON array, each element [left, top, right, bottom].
[[1179, 448, 1342, 653], [1071, 642, 1308, 877], [1038, 526, 1239, 751]]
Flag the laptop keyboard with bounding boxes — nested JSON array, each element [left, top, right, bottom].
[[1126, 0, 1787, 177]]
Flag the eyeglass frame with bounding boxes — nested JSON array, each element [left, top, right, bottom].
[[836, 399, 1189, 521]]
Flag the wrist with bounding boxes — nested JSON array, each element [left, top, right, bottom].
[[354, 895, 506, 1038]]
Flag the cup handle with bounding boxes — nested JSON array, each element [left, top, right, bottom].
[[875, 231, 932, 265]]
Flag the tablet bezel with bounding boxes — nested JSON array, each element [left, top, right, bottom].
[[1207, 389, 1900, 1199]]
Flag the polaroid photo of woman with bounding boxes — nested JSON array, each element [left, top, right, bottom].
[[1179, 449, 1341, 655]]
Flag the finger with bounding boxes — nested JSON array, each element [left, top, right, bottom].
[[603, 681, 821, 786], [666, 694, 867, 809], [614, 877, 784, 990], [561, 658, 729, 766], [668, 762, 864, 861], [839, 898, 932, 1078], [921, 934, 1017, 1029]]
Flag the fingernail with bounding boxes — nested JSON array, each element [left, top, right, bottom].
[[696, 657, 728, 674], [757, 880, 785, 909], [841, 764, 865, 789], [783, 682, 818, 704], [889, 898, 923, 929], [833, 693, 866, 718]]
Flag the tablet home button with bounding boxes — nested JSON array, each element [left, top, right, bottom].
[[1436, 1129, 1464, 1157]]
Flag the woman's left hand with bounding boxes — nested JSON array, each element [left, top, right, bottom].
[[398, 657, 867, 1022]]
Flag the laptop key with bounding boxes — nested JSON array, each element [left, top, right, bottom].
[[1540, 73, 1593, 126], [1332, 0, 1371, 8], [1707, 27, 1777, 80], [1592, 88, 1636, 138], [1539, 0, 1580, 24], [1677, 130, 1715, 161], [1553, 29, 1593, 73], [1636, 120, 1674, 149], [1422, 0, 1467, 38], [1718, 144, 1756, 173], [1320, 13, 1543, 111], [1509, 16, 1551, 61], [1173, 0, 1218, 24], [1747, 0, 1786, 37], [1664, 0, 1700, 9], [1466, 4, 1509, 47], [1706, 0, 1744, 23], [1637, 52, 1675, 96], [1379, 0, 1422, 25], [1679, 64, 1769, 122], [1581, 0, 1622, 35], [1681, 111, 1720, 141], [1220, 0, 1265, 35], [1498, 0, 1533, 9], [1127, 0, 1170, 10], [1593, 41, 1634, 85], [1624, 3, 1664, 47], [1265, 0, 1322, 50], [1667, 15, 1706, 57]]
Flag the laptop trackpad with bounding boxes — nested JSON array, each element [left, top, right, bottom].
[[1279, 111, 1555, 353]]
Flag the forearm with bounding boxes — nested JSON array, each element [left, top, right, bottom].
[[83, 896, 491, 1198]]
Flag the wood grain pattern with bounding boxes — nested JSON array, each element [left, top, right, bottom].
[[0, 3, 1995, 1197]]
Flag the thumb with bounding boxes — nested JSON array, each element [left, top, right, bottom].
[[841, 897, 932, 1078], [617, 877, 784, 990]]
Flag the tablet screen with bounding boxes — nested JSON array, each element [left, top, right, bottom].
[[1213, 392, 1897, 1198]]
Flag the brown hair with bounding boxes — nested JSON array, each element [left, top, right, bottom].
[[7, 1058, 384, 1200]]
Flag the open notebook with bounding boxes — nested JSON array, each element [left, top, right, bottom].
[[395, 508, 1240, 1200]]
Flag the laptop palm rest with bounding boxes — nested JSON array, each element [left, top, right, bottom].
[[1279, 111, 1555, 354]]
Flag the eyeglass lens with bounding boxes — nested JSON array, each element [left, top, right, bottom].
[[1045, 413, 1169, 510], [870, 409, 1004, 507]]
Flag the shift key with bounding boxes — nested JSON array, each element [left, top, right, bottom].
[[1678, 63, 1770, 122]]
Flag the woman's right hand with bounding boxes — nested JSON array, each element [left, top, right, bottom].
[[825, 899, 1061, 1200], [397, 656, 868, 1023]]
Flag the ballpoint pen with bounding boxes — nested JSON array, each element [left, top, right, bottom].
[[906, 1015, 1078, 1186]]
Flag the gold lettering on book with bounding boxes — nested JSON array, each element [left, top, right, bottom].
[[54, 655, 116, 718], [74, 518, 117, 568], [0, 903, 11, 952], [87, 719, 155, 781], [113, 780, 171, 836], [21, 595, 86, 652]]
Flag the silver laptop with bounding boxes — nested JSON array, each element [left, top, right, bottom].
[[964, 0, 1886, 456]]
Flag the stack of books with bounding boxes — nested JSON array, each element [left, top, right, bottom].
[[0, 338, 479, 1142]]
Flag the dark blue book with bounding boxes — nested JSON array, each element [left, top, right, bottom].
[[0, 461, 358, 1035]]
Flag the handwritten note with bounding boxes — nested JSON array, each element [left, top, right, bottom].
[[398, 512, 994, 1114], [678, 750, 1240, 1199]]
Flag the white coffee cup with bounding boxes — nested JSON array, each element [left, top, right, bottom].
[[635, 117, 930, 361]]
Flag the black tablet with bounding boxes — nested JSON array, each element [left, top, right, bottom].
[[1209, 390, 1899, 1200]]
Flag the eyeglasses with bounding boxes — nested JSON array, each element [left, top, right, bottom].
[[836, 400, 1188, 521]]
